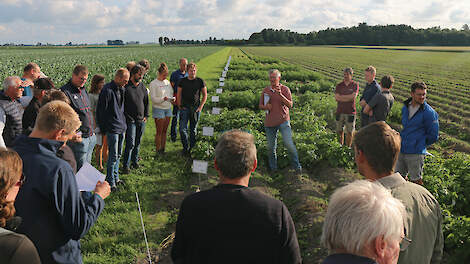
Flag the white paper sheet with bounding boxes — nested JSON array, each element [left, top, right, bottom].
[[202, 127, 214, 136], [219, 77, 225, 82], [264, 93, 270, 114], [212, 107, 221, 114], [216, 88, 223, 94], [75, 162, 106, 192], [212, 96, 219, 102], [192, 160, 208, 174], [219, 82, 224, 87]]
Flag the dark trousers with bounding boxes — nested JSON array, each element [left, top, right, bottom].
[[170, 105, 179, 141]]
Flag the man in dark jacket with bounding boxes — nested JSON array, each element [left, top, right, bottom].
[[0, 76, 25, 147], [171, 130, 301, 264], [395, 81, 439, 185], [61, 65, 96, 170], [96, 68, 130, 191], [122, 65, 149, 174], [359, 66, 380, 128], [13, 100, 110, 264], [22, 77, 55, 135]]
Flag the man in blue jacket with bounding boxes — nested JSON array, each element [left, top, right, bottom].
[[96, 68, 130, 191], [395, 81, 439, 185], [13, 100, 110, 264]]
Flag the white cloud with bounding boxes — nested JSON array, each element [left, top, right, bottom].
[[0, 0, 467, 44]]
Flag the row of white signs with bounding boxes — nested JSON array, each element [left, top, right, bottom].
[[192, 56, 232, 174]]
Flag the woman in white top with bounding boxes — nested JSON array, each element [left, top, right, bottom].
[[149, 63, 175, 154]]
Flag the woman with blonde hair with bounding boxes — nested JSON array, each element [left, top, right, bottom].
[[0, 148, 41, 263], [150, 63, 175, 156]]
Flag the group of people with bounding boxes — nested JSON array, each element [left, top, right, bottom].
[[170, 122, 443, 263], [334, 65, 439, 185], [0, 58, 443, 264], [0, 58, 209, 263]]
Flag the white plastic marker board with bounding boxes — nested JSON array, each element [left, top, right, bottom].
[[202, 127, 214, 136], [222, 72, 227, 77], [219, 77, 225, 82], [76, 162, 106, 192], [219, 82, 224, 87], [192, 160, 208, 174], [212, 96, 219, 102], [216, 88, 223, 94], [212, 107, 221, 115]]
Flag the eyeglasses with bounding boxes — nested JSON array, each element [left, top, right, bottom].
[[400, 236, 412, 251], [15, 173, 26, 187]]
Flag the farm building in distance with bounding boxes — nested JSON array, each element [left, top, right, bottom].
[[107, 40, 124, 45]]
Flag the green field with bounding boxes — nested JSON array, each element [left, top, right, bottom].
[[2, 45, 470, 263], [242, 46, 470, 150]]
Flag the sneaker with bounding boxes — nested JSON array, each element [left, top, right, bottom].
[[116, 179, 125, 186], [181, 149, 191, 158], [131, 163, 140, 169], [121, 167, 130, 174], [170, 137, 177, 142]]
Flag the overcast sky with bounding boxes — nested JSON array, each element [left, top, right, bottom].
[[0, 0, 469, 44]]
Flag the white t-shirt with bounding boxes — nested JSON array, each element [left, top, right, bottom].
[[408, 103, 420, 119], [149, 79, 173, 109], [0, 107, 5, 148]]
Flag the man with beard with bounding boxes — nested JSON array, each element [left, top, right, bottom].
[[122, 65, 149, 174]]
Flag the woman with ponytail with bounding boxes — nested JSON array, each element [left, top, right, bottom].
[[149, 63, 174, 156], [0, 148, 40, 263]]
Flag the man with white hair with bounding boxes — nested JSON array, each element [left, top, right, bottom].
[[0, 76, 25, 147], [352, 121, 443, 264], [321, 180, 407, 264]]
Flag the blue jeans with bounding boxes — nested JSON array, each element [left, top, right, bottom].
[[68, 133, 96, 170], [179, 107, 200, 151], [170, 105, 179, 141], [265, 121, 301, 171], [122, 121, 146, 168], [106, 133, 124, 187]]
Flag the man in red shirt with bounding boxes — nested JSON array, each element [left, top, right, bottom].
[[259, 69, 301, 173], [334, 67, 359, 147]]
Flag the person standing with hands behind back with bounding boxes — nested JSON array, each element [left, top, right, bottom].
[[259, 69, 301, 173]]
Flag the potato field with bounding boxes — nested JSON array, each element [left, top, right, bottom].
[[0, 45, 469, 263]]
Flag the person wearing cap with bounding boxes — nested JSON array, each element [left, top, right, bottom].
[[22, 78, 55, 136], [0, 76, 25, 148]]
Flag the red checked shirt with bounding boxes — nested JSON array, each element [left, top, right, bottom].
[[259, 84, 292, 127]]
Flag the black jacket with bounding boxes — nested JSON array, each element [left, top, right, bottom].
[[13, 135, 104, 264], [22, 96, 40, 136], [96, 81, 127, 134], [61, 80, 94, 137], [124, 80, 149, 123], [171, 184, 301, 264], [0, 91, 24, 146]]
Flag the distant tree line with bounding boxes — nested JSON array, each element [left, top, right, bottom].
[[157, 36, 224, 45], [247, 23, 470, 46]]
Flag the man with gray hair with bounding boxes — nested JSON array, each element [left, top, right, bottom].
[[259, 69, 301, 173], [0, 76, 25, 147], [334, 67, 359, 147], [321, 180, 407, 263], [172, 130, 301, 263], [352, 122, 443, 263]]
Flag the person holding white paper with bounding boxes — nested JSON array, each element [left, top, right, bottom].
[[13, 100, 110, 264], [259, 69, 301, 173], [150, 63, 174, 156]]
